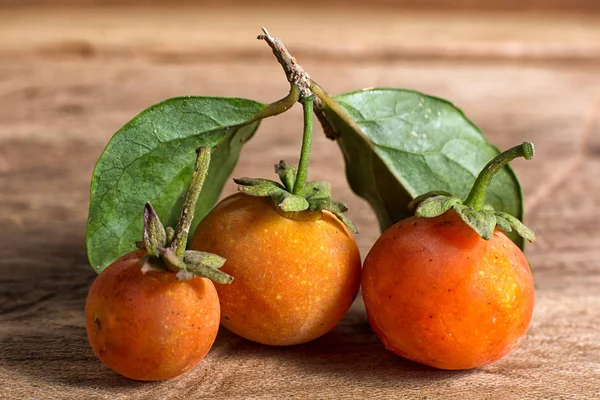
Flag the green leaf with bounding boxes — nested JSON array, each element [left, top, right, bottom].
[[86, 96, 265, 273], [319, 88, 524, 248]]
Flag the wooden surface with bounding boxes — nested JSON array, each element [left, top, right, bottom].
[[1, 4, 600, 399]]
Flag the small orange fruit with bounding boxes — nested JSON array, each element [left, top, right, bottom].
[[85, 250, 221, 381], [362, 142, 536, 369], [192, 193, 361, 346]]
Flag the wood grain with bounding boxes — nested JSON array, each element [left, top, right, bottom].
[[1, 5, 599, 400], [3, 0, 600, 13], [1, 7, 599, 64]]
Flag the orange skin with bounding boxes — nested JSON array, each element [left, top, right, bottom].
[[362, 210, 534, 370], [85, 249, 220, 381], [190, 193, 361, 346]]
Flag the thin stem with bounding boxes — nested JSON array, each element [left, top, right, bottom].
[[292, 96, 315, 195], [464, 142, 534, 210], [170, 147, 211, 258], [309, 79, 366, 140], [251, 85, 300, 122], [309, 80, 336, 111]]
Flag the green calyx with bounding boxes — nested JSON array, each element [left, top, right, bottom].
[[234, 31, 358, 234], [234, 160, 357, 233], [408, 142, 536, 242], [137, 147, 233, 284]]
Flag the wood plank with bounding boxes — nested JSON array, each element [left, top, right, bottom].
[[3, 0, 600, 12], [1, 6, 599, 399], [1, 252, 599, 399], [1, 7, 599, 63]]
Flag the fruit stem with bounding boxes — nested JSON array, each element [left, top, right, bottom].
[[251, 85, 300, 122], [464, 142, 534, 210], [170, 147, 211, 258], [292, 96, 315, 195]]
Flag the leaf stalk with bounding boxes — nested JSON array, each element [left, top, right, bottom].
[[252, 85, 300, 122]]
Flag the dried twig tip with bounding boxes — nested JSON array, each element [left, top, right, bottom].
[[255, 27, 312, 100], [257, 27, 275, 43]]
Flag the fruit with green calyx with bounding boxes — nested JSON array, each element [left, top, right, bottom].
[[190, 29, 361, 346], [362, 142, 536, 370], [85, 147, 232, 381]]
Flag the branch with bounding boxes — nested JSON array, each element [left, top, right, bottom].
[[257, 27, 312, 100]]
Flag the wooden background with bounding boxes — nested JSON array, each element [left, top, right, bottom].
[[1, 2, 599, 399]]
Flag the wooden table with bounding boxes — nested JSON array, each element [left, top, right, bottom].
[[1, 4, 599, 399]]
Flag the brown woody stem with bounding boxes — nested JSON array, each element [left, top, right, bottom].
[[257, 27, 311, 100]]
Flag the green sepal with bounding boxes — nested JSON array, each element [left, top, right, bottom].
[[411, 191, 535, 242], [165, 227, 175, 247], [179, 249, 232, 283], [133, 147, 232, 285], [274, 191, 310, 212], [159, 247, 188, 272], [176, 270, 195, 281], [143, 202, 167, 257], [304, 181, 332, 201], [408, 191, 453, 212], [185, 262, 233, 284], [310, 199, 358, 234], [234, 178, 285, 196], [235, 160, 356, 233], [495, 212, 536, 242], [414, 195, 461, 218], [454, 204, 496, 240], [275, 161, 297, 192], [183, 250, 226, 269], [495, 214, 512, 233], [156, 248, 233, 283], [140, 254, 166, 274]]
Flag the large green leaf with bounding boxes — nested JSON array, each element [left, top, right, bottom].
[[86, 96, 265, 272], [319, 88, 524, 248]]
